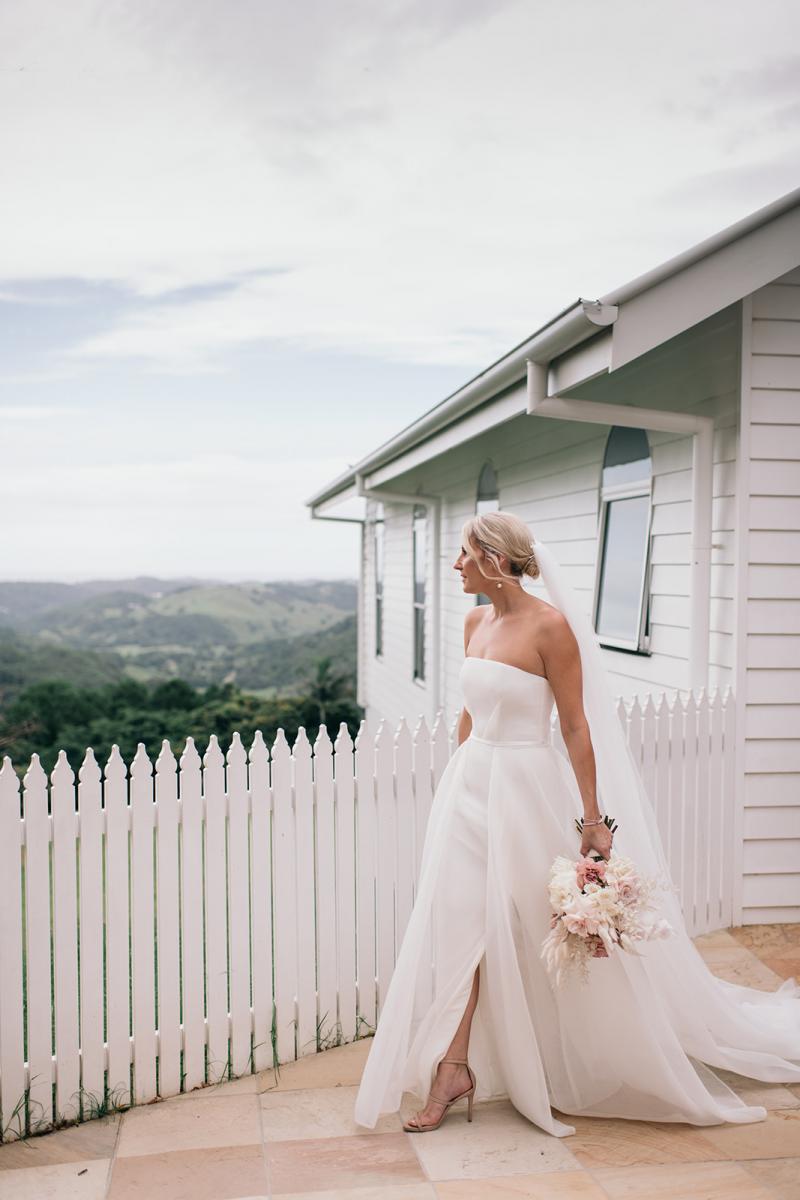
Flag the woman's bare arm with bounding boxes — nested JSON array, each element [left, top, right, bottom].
[[539, 611, 613, 859]]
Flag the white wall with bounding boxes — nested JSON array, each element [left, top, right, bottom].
[[736, 270, 800, 924], [361, 305, 741, 729]]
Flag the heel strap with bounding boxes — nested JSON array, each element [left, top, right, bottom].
[[440, 1057, 469, 1065]]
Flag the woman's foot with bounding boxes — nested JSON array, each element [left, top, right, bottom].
[[405, 1059, 473, 1129]]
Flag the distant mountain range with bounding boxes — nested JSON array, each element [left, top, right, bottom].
[[0, 577, 358, 702]]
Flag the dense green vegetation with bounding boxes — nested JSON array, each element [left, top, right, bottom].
[[0, 576, 361, 774], [0, 658, 362, 777]]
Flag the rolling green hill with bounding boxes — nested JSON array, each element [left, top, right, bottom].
[[0, 577, 358, 703]]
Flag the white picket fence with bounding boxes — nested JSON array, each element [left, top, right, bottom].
[[0, 684, 735, 1141]]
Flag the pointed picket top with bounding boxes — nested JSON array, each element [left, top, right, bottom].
[[226, 731, 247, 770], [333, 721, 353, 755], [430, 710, 449, 749], [23, 752, 47, 790], [131, 742, 153, 779], [313, 724, 332, 755], [248, 729, 269, 771], [156, 739, 177, 774], [682, 689, 697, 716], [104, 744, 127, 784], [353, 717, 370, 751], [179, 735, 201, 771], [412, 715, 431, 747], [79, 747, 102, 785], [271, 727, 291, 764], [292, 726, 312, 761], [642, 692, 657, 718], [51, 748, 75, 787], [203, 734, 224, 770], [374, 717, 393, 754], [0, 754, 20, 800], [394, 716, 412, 754]]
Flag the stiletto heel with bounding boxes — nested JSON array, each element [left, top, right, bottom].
[[403, 1056, 477, 1133]]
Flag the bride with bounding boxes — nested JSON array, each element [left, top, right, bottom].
[[353, 511, 800, 1137]]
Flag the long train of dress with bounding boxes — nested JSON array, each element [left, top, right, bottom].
[[353, 656, 800, 1137]]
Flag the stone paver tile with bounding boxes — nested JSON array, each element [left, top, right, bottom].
[[592, 1159, 775, 1198], [116, 1093, 261, 1157], [107, 1143, 268, 1199], [551, 1111, 730, 1168], [0, 1157, 110, 1198], [257, 1038, 373, 1093], [709, 1068, 800, 1110], [729, 925, 800, 955], [405, 1098, 579, 1181], [760, 957, 800, 981], [170, 1072, 261, 1100], [288, 1186, 436, 1200], [434, 1169, 607, 1196], [699, 1107, 800, 1159], [260, 1084, 402, 1139], [703, 954, 785, 991], [266, 1132, 426, 1194], [0, 1114, 120, 1170], [694, 929, 744, 951], [740, 1155, 800, 1199]]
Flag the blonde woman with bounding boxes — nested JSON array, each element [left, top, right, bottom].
[[354, 511, 800, 1137]]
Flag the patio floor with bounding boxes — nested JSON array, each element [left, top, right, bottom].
[[1, 925, 799, 1200]]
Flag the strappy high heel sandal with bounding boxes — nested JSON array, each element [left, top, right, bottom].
[[402, 1057, 477, 1133]]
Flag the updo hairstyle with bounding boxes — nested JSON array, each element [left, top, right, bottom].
[[460, 511, 540, 587]]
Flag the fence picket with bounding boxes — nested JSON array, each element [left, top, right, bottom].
[[77, 750, 104, 1114], [130, 745, 157, 1103], [333, 725, 357, 1043], [293, 729, 316, 1059], [314, 727, 337, 1050], [179, 739, 205, 1092], [21, 756, 52, 1130], [248, 732, 274, 1072], [203, 736, 228, 1082], [354, 720, 377, 1033], [155, 742, 181, 1097], [271, 731, 297, 1063], [51, 752, 81, 1123], [227, 734, 252, 1077], [104, 746, 131, 1107], [0, 758, 25, 1138], [394, 719, 415, 949], [374, 721, 396, 1016]]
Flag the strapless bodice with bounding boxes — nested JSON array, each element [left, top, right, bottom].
[[460, 656, 555, 746]]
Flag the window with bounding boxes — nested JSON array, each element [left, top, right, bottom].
[[475, 461, 499, 606], [412, 504, 427, 681], [593, 426, 653, 651], [374, 502, 384, 657]]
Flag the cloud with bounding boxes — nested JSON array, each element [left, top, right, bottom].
[[4, 0, 800, 376]]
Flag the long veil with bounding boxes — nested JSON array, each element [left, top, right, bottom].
[[531, 536, 800, 1086]]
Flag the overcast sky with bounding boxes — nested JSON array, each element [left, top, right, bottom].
[[1, 0, 798, 581]]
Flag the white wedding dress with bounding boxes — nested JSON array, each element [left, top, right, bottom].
[[353, 655, 800, 1137]]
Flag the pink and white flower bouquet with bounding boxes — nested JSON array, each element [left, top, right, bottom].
[[540, 831, 674, 985]]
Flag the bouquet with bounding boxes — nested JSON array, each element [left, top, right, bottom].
[[540, 816, 674, 985]]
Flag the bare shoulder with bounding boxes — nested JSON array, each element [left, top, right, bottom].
[[535, 601, 578, 653], [463, 604, 485, 648]]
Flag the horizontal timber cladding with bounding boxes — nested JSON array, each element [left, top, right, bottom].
[[358, 304, 742, 731], [739, 269, 800, 924]]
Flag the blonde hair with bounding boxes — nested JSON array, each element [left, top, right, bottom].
[[461, 511, 540, 586]]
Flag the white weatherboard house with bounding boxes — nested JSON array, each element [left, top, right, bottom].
[[307, 187, 800, 927]]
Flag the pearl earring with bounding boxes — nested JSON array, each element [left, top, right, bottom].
[[496, 582, 502, 589]]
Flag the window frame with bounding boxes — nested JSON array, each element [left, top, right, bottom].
[[412, 503, 427, 683], [592, 435, 654, 654]]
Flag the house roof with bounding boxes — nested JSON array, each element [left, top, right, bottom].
[[306, 185, 800, 511]]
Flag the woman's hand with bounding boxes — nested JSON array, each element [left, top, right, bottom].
[[579, 821, 613, 862]]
